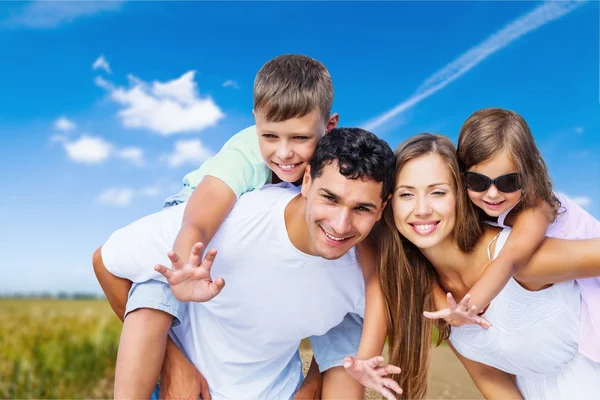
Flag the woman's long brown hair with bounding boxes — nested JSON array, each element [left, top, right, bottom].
[[379, 133, 482, 399]]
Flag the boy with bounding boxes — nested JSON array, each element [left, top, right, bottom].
[[93, 55, 388, 398]]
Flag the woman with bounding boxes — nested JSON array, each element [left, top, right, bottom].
[[379, 133, 600, 399]]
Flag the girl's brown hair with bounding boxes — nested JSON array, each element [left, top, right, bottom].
[[457, 108, 559, 217], [379, 133, 482, 399]]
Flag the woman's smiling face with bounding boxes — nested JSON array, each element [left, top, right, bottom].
[[392, 153, 457, 250]]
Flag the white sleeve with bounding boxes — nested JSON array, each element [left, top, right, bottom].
[[100, 204, 185, 283]]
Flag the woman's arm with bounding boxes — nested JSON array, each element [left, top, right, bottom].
[[448, 343, 523, 399], [515, 237, 600, 287], [356, 237, 387, 359]]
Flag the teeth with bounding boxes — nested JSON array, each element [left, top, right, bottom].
[[414, 224, 435, 231], [324, 230, 346, 241], [279, 164, 297, 170]]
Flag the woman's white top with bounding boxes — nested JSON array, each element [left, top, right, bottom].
[[449, 228, 600, 399]]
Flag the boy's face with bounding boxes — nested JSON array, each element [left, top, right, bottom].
[[255, 108, 339, 183], [300, 162, 386, 260]]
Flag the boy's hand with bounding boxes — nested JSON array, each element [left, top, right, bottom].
[[423, 293, 492, 329], [154, 242, 225, 302], [343, 356, 402, 400]]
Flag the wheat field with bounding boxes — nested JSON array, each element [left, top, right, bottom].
[[1, 299, 480, 399]]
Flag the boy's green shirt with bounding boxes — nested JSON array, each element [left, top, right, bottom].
[[182, 125, 273, 197]]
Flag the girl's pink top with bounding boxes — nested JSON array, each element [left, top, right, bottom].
[[490, 192, 600, 362]]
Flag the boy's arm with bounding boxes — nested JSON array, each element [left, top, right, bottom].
[[466, 204, 552, 313], [172, 175, 237, 269], [448, 342, 523, 399]]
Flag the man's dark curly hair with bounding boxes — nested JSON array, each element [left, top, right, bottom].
[[309, 127, 395, 200]]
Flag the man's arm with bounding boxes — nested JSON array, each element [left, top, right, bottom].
[[93, 246, 131, 322], [93, 247, 210, 399]]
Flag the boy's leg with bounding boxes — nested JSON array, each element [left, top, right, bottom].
[[114, 280, 186, 399], [115, 308, 172, 399]]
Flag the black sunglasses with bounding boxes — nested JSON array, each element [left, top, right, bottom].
[[463, 171, 522, 193]]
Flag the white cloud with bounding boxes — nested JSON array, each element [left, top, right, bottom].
[[558, 192, 592, 208], [97, 188, 135, 207], [574, 126, 584, 135], [93, 55, 112, 74], [54, 116, 76, 132], [50, 134, 68, 144], [363, 1, 586, 131], [64, 135, 113, 164], [139, 185, 161, 197], [162, 139, 213, 168], [61, 135, 144, 166], [223, 79, 240, 89], [95, 71, 225, 136], [117, 147, 144, 166], [4, 1, 123, 29], [97, 185, 164, 207]]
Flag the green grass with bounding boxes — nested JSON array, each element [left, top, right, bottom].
[[0, 299, 121, 399]]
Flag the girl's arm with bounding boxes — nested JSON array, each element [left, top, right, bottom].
[[465, 203, 553, 313], [515, 236, 600, 286], [448, 342, 523, 399]]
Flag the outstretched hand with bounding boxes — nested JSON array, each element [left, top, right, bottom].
[[154, 242, 225, 302], [343, 356, 402, 400], [423, 293, 491, 329]]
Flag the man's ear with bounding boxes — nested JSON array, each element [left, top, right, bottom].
[[375, 194, 392, 221], [301, 166, 312, 197], [326, 112, 339, 132]]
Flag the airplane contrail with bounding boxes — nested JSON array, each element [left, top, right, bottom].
[[362, 1, 587, 132]]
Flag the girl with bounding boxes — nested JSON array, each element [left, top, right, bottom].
[[380, 133, 600, 399], [445, 108, 599, 362]]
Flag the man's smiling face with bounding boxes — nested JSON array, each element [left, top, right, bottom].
[[301, 161, 386, 260]]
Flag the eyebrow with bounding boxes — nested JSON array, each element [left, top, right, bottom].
[[395, 183, 450, 191], [319, 188, 377, 210], [261, 130, 313, 136]]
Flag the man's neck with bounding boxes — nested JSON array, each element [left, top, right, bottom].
[[283, 194, 315, 256]]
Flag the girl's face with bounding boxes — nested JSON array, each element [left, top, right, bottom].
[[465, 150, 522, 218], [392, 153, 457, 250]]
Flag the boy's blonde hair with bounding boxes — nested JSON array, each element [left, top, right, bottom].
[[253, 54, 333, 123], [457, 108, 559, 215]]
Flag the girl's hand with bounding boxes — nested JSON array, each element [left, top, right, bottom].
[[424, 293, 492, 329], [343, 356, 402, 400]]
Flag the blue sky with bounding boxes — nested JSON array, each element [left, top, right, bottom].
[[1, 1, 598, 294]]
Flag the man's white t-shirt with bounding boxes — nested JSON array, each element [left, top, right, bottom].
[[103, 183, 366, 399]]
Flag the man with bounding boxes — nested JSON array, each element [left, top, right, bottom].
[[101, 127, 396, 399]]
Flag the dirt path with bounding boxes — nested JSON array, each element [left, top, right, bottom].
[[300, 343, 482, 399]]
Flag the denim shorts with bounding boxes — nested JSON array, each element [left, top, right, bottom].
[[124, 186, 193, 326]]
